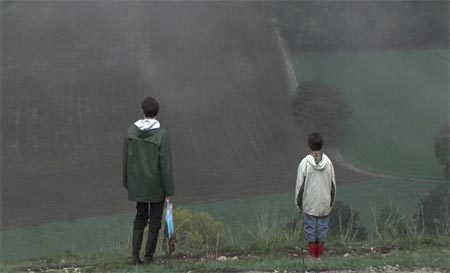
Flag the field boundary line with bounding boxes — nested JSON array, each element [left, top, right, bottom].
[[329, 148, 447, 184]]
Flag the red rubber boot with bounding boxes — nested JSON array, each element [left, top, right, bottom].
[[316, 242, 324, 258], [308, 242, 317, 257]]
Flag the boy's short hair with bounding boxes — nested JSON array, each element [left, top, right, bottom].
[[141, 96, 159, 118], [308, 132, 323, 151]]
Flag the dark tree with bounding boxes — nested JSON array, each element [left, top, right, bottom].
[[291, 80, 351, 144], [329, 201, 367, 241], [415, 183, 450, 236], [434, 120, 449, 178]]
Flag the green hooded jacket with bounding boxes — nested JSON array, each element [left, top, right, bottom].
[[123, 123, 174, 202]]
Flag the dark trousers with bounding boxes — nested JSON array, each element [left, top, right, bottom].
[[133, 201, 165, 233]]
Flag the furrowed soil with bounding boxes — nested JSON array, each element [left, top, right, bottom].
[[1, 2, 366, 230]]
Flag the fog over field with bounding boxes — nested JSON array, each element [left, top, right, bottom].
[[1, 1, 368, 230], [2, 0, 447, 234]]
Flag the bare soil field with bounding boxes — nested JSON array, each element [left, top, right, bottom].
[[1, 2, 366, 230]]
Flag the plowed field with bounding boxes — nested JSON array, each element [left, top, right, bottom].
[[1, 2, 363, 230]]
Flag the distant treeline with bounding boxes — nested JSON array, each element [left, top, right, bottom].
[[271, 1, 449, 51], [0, 1, 15, 13]]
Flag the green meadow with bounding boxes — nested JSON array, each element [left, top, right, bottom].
[[1, 178, 441, 262], [294, 49, 449, 178]]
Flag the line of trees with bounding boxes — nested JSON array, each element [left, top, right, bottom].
[[271, 1, 449, 51]]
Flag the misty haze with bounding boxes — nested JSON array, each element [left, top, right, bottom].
[[1, 0, 448, 269]]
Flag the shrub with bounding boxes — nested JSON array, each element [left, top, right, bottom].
[[172, 207, 225, 255], [329, 201, 367, 241], [373, 205, 408, 240], [377, 207, 408, 240], [415, 183, 450, 236], [434, 120, 449, 178], [252, 208, 305, 250]]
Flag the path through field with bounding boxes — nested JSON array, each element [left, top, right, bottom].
[[329, 149, 447, 184]]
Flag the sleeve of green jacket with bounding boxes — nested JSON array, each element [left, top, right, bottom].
[[159, 133, 175, 196], [122, 138, 128, 189]]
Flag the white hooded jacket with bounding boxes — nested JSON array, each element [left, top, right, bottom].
[[295, 152, 336, 217]]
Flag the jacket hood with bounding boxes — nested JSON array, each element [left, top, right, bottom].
[[133, 119, 161, 138], [305, 152, 330, 171], [135, 119, 160, 130]]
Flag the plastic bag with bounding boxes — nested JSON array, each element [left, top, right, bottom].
[[163, 198, 176, 254]]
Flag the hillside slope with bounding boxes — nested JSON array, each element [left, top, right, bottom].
[[1, 2, 363, 229]]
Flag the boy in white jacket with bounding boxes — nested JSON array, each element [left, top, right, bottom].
[[295, 132, 336, 258]]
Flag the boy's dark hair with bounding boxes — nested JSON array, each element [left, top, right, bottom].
[[308, 132, 323, 151], [141, 96, 159, 118]]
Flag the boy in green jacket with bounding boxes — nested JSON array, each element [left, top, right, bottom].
[[123, 96, 175, 264]]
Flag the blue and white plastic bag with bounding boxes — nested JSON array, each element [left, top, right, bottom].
[[164, 198, 176, 254]]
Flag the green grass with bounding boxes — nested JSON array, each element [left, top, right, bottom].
[[1, 179, 441, 262], [190, 178, 442, 237], [0, 214, 133, 262], [2, 246, 449, 272], [294, 49, 449, 178], [336, 178, 444, 227]]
